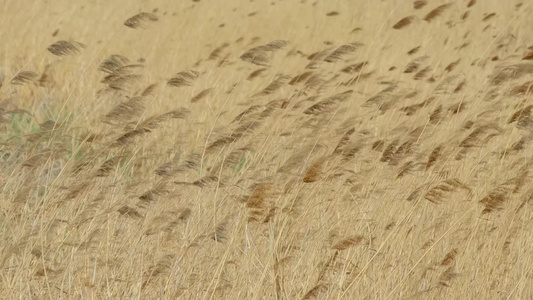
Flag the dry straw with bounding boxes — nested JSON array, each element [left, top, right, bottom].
[[3, 1, 533, 299]]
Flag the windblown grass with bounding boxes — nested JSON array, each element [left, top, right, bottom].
[[1, 0, 533, 299]]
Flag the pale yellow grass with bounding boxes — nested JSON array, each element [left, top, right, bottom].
[[1, 0, 533, 299]]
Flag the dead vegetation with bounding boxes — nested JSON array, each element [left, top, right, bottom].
[[1, 0, 533, 299]]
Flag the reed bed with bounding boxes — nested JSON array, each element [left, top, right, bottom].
[[1, 0, 533, 299]]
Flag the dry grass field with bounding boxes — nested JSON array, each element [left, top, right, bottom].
[[1, 0, 533, 299]]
